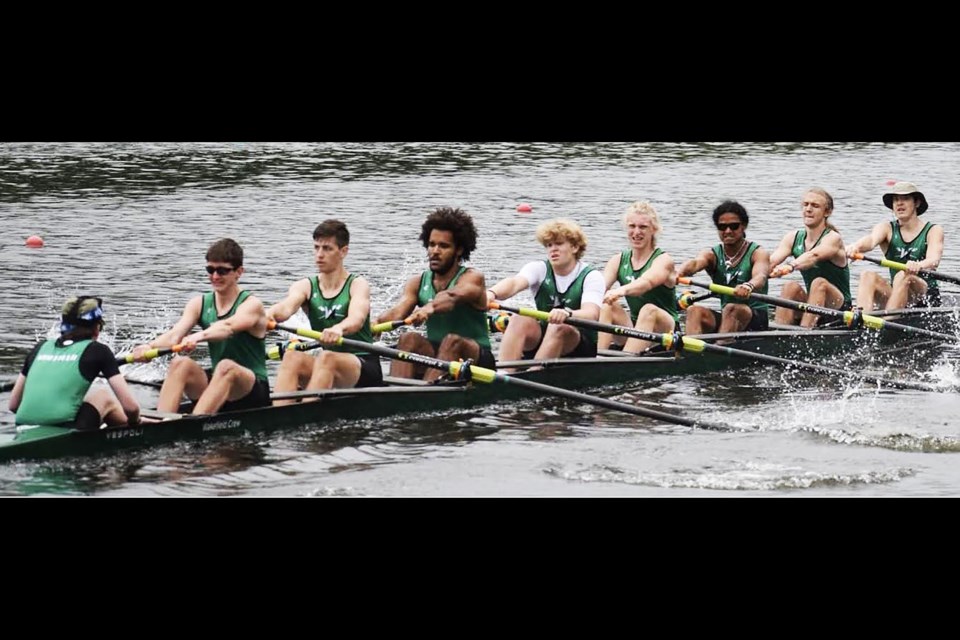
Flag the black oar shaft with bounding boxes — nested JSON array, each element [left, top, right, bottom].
[[491, 303, 939, 392], [272, 322, 726, 431]]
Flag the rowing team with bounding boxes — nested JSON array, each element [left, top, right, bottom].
[[6, 181, 942, 432]]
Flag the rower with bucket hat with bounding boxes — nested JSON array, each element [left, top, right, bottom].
[[8, 296, 142, 430], [844, 181, 944, 310]]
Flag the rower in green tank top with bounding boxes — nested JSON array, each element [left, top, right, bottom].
[[268, 220, 383, 405], [678, 200, 771, 335], [600, 201, 679, 353], [487, 218, 605, 371], [131, 238, 271, 415], [769, 187, 852, 328], [845, 181, 944, 311], [11, 296, 141, 431], [375, 207, 496, 381]]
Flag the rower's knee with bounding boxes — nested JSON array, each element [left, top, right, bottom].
[[780, 281, 806, 300], [861, 271, 883, 288], [211, 358, 244, 381]]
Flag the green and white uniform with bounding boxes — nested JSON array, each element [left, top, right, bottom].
[[418, 267, 491, 349], [710, 242, 769, 314], [535, 260, 600, 345], [307, 274, 374, 355], [791, 229, 852, 307], [886, 221, 940, 297], [617, 249, 679, 324], [200, 290, 268, 382], [15, 339, 95, 426]]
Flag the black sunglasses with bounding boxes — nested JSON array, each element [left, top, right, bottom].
[[206, 265, 236, 276], [716, 222, 742, 231]]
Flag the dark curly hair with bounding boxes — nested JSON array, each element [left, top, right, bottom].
[[419, 207, 478, 261], [712, 200, 749, 227]]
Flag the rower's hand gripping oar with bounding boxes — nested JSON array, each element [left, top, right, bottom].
[[852, 252, 960, 286], [268, 320, 728, 431], [488, 302, 940, 392], [678, 277, 959, 343]]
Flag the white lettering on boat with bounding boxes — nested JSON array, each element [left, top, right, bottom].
[[105, 429, 144, 439], [202, 419, 241, 432]]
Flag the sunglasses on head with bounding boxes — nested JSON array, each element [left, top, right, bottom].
[[206, 265, 236, 276], [716, 222, 741, 231]]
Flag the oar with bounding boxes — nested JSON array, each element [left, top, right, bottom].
[[678, 289, 714, 310], [371, 319, 412, 333], [268, 320, 728, 431], [852, 252, 960, 286], [488, 302, 940, 392], [678, 277, 958, 343], [266, 339, 324, 360], [0, 345, 184, 393], [374, 313, 511, 335]]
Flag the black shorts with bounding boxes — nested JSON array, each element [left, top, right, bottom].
[[816, 301, 853, 327], [221, 378, 272, 412], [428, 340, 497, 370], [356, 353, 384, 388], [710, 307, 769, 332], [523, 326, 598, 359], [66, 402, 103, 431]]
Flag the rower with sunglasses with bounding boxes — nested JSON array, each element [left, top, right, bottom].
[[677, 200, 771, 334], [599, 201, 679, 353], [768, 187, 852, 327], [131, 238, 270, 414], [9, 296, 142, 430]]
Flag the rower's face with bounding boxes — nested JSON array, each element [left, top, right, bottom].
[[715, 212, 746, 246], [801, 192, 830, 226], [625, 213, 654, 249], [314, 236, 347, 273], [206, 261, 241, 291], [427, 229, 461, 274], [891, 194, 918, 221], [543, 238, 578, 268]]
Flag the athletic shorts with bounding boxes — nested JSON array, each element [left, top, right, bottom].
[[523, 326, 598, 360], [220, 378, 272, 412], [711, 307, 769, 332], [356, 353, 384, 388], [428, 340, 497, 370]]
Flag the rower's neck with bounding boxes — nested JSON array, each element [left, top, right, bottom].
[[898, 216, 923, 234], [214, 285, 241, 312], [631, 246, 654, 267], [318, 267, 348, 292], [805, 221, 828, 244], [432, 264, 462, 291], [722, 239, 747, 257], [553, 259, 578, 277]]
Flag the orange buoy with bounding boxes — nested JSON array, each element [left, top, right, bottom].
[[516, 203, 532, 213], [25, 235, 44, 248]]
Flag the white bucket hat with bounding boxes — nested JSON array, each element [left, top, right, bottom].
[[882, 181, 928, 215]]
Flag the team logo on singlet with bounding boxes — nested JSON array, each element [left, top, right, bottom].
[[319, 304, 343, 320], [896, 247, 915, 260], [725, 272, 738, 285], [623, 274, 635, 282]]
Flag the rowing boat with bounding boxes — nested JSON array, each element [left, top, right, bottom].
[[2, 303, 953, 462]]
